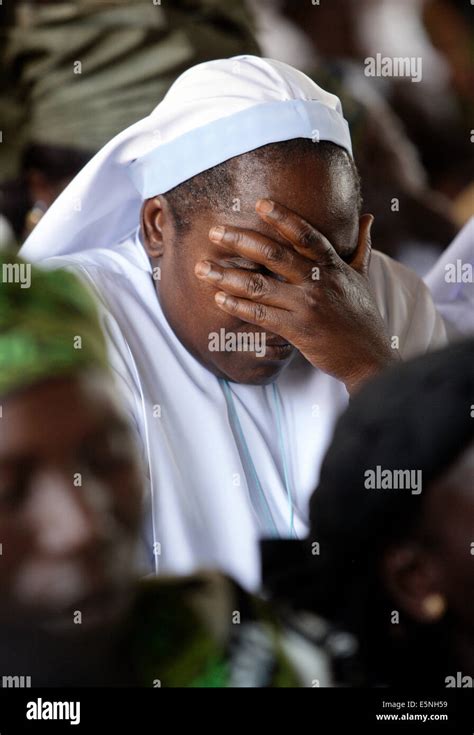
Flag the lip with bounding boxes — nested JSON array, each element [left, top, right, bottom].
[[266, 338, 291, 347], [264, 331, 291, 347], [262, 342, 294, 359]]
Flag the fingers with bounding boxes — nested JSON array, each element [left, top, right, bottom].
[[350, 214, 374, 276], [208, 225, 309, 283], [194, 262, 293, 308], [256, 199, 340, 265], [213, 291, 286, 332]]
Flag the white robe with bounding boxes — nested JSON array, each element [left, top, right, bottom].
[[41, 234, 446, 590], [424, 217, 474, 339]]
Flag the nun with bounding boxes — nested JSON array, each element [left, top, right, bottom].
[[20, 55, 446, 590]]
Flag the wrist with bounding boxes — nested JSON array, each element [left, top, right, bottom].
[[343, 349, 401, 395]]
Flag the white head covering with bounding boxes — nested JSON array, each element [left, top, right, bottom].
[[20, 55, 352, 262]]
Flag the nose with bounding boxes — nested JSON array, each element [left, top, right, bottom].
[[31, 468, 112, 557]]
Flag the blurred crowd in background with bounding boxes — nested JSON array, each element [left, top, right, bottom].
[[0, 0, 472, 274]]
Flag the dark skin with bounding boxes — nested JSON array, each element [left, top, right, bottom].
[[141, 150, 398, 390], [0, 371, 143, 684], [383, 442, 474, 676], [0, 372, 142, 630]]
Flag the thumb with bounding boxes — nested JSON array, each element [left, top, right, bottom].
[[350, 214, 374, 276]]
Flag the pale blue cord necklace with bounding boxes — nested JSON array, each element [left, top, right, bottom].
[[220, 379, 296, 539]]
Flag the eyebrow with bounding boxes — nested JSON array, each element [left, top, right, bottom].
[[0, 417, 131, 464], [80, 416, 131, 444]]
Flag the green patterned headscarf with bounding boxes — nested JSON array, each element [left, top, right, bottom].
[[0, 252, 109, 396]]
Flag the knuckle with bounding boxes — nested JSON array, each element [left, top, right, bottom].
[[298, 225, 317, 249], [253, 302, 267, 323], [304, 289, 319, 310], [262, 242, 283, 264], [248, 273, 267, 297], [235, 231, 247, 247]]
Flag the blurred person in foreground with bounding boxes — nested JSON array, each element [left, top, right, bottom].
[[20, 55, 446, 591], [0, 253, 350, 687], [262, 340, 474, 686]]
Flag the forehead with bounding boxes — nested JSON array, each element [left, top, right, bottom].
[[222, 146, 359, 256], [0, 373, 124, 456]]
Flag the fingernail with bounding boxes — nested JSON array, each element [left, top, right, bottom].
[[195, 262, 212, 277], [256, 199, 274, 214], [209, 226, 225, 241], [215, 292, 226, 305]]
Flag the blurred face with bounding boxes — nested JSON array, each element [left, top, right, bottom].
[[0, 373, 143, 633], [416, 443, 474, 632], [142, 148, 359, 384], [383, 442, 474, 652]]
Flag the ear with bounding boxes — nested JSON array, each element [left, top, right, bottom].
[[382, 544, 446, 624], [140, 196, 168, 258], [350, 213, 374, 276]]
